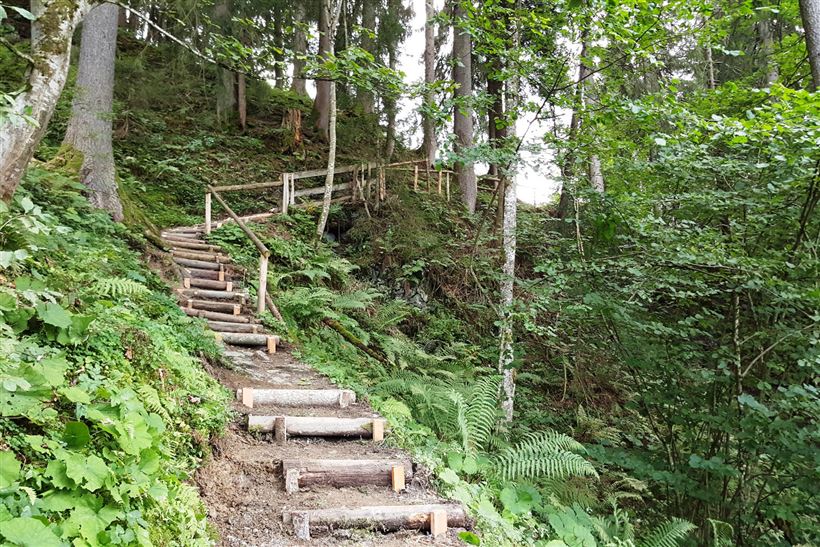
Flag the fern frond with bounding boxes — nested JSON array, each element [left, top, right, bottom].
[[91, 277, 149, 298], [639, 518, 696, 547], [495, 430, 597, 481], [463, 376, 500, 452]]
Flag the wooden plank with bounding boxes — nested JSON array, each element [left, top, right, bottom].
[[292, 181, 353, 198], [174, 257, 221, 271], [282, 504, 467, 534], [236, 388, 355, 408], [292, 195, 353, 209], [168, 240, 218, 251], [172, 249, 229, 263], [430, 510, 448, 537], [183, 308, 250, 323], [247, 416, 384, 438], [210, 181, 284, 192], [289, 164, 360, 181], [391, 465, 405, 492], [207, 321, 259, 334], [177, 289, 244, 301], [281, 459, 413, 490], [185, 299, 240, 314], [372, 419, 385, 442], [186, 278, 231, 290], [180, 267, 223, 280]]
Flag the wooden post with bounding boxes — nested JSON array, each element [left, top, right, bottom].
[[285, 468, 300, 494], [437, 171, 442, 195], [413, 165, 419, 192], [257, 254, 268, 315], [446, 172, 451, 201], [204, 192, 212, 234], [281, 173, 289, 215], [430, 510, 448, 537], [436, 171, 441, 194], [372, 419, 385, 442], [391, 465, 405, 492], [266, 335, 277, 354], [241, 387, 254, 408], [292, 511, 310, 540]]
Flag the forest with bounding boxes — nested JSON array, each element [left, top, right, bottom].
[[0, 0, 818, 545]]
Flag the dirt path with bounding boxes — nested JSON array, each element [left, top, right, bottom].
[[158, 226, 468, 546]]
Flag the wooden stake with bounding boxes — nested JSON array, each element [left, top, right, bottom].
[[241, 387, 254, 408], [438, 170, 442, 194], [446, 173, 451, 201], [414, 165, 419, 191], [205, 192, 212, 234], [183, 277, 191, 289], [281, 173, 289, 215], [430, 510, 448, 538], [372, 419, 385, 442], [437, 171, 441, 194], [266, 335, 277, 354], [257, 254, 268, 315], [274, 416, 287, 444], [225, 281, 233, 292], [285, 468, 300, 494], [391, 465, 405, 492], [292, 511, 310, 540], [218, 269, 225, 281]]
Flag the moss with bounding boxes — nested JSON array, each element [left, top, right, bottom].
[[31, 0, 81, 76]]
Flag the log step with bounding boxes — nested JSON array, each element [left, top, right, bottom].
[[217, 332, 279, 353], [247, 415, 386, 440], [178, 289, 245, 301], [236, 388, 355, 408], [183, 307, 251, 323], [167, 240, 219, 251], [172, 249, 230, 263], [175, 257, 221, 271], [184, 299, 240, 314], [182, 267, 224, 281], [283, 504, 466, 540], [207, 321, 260, 334], [163, 234, 203, 244], [184, 278, 231, 290], [282, 459, 413, 492]]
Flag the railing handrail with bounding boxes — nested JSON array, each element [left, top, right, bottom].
[[206, 185, 270, 257]]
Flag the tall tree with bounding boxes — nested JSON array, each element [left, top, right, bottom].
[[313, 1, 333, 141], [0, 0, 93, 201], [62, 2, 123, 221], [422, 0, 437, 167], [291, 3, 308, 94], [452, 0, 477, 213], [799, 0, 820, 90], [214, 0, 236, 124], [757, 11, 778, 85], [359, 0, 377, 114]]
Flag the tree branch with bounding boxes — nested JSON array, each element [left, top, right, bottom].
[[0, 36, 34, 65]]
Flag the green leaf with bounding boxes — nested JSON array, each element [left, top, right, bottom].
[[459, 531, 481, 545], [462, 455, 478, 475], [0, 451, 21, 488], [36, 302, 72, 328], [58, 450, 109, 492], [447, 451, 463, 472], [0, 517, 61, 547], [8, 5, 36, 19], [0, 292, 15, 311], [63, 421, 91, 448], [60, 386, 91, 404]]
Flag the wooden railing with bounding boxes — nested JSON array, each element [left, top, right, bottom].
[[203, 159, 458, 316]]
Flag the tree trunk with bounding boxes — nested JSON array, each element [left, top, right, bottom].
[[757, 13, 779, 85], [384, 47, 398, 161], [273, 6, 285, 88], [237, 72, 247, 131], [0, 0, 92, 202], [452, 0, 477, 213], [705, 43, 716, 90], [62, 3, 123, 221], [588, 154, 604, 193], [316, 0, 341, 240], [557, 37, 590, 221], [291, 3, 308, 95], [359, 0, 376, 114], [313, 1, 333, 141], [800, 0, 820, 90], [422, 0, 437, 167], [214, 0, 235, 124]]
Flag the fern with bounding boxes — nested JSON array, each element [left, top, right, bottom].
[[639, 518, 696, 547], [90, 277, 149, 298], [463, 375, 500, 452], [495, 430, 598, 481], [707, 519, 734, 547]]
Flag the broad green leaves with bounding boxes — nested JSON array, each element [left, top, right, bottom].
[[0, 517, 61, 547], [0, 451, 20, 488]]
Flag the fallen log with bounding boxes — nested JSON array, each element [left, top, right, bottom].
[[185, 299, 240, 314], [323, 318, 391, 366], [183, 308, 250, 323], [247, 416, 385, 438], [217, 333, 278, 353], [175, 257, 221, 271], [236, 388, 355, 408], [207, 321, 259, 333], [282, 504, 467, 539], [281, 459, 412, 491], [177, 289, 244, 301]]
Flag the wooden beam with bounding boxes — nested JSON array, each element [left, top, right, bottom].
[[292, 181, 353, 198], [174, 257, 221, 271], [219, 332, 279, 347], [247, 416, 385, 438], [183, 308, 250, 322], [207, 188, 270, 257], [281, 459, 413, 491], [210, 181, 284, 192], [236, 388, 355, 408], [282, 504, 467, 535], [207, 321, 259, 334]]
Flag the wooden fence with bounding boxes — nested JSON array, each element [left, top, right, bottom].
[[202, 159, 458, 314]]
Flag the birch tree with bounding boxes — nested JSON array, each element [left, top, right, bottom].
[[62, 2, 123, 220], [0, 0, 94, 201]]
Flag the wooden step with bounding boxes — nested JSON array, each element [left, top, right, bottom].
[[283, 504, 466, 540], [175, 257, 221, 271], [282, 459, 413, 493], [168, 240, 218, 251], [177, 288, 245, 301], [183, 308, 251, 323], [184, 299, 240, 315], [247, 415, 386, 440], [216, 332, 279, 353], [236, 388, 355, 408], [182, 267, 224, 281], [172, 249, 230, 263], [164, 234, 203, 244], [184, 278, 231, 290], [207, 321, 260, 334]]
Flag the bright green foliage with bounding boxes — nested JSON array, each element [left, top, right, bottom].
[[495, 431, 597, 482], [0, 168, 230, 546]]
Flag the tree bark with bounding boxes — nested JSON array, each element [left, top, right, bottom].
[[214, 0, 235, 124], [384, 47, 398, 161], [291, 3, 308, 95], [757, 13, 779, 85], [273, 6, 285, 88], [422, 0, 437, 167], [61, 3, 123, 221], [800, 0, 820, 90], [557, 37, 590, 221], [313, 0, 333, 141], [0, 0, 92, 202], [588, 154, 605, 193], [452, 0, 477, 213], [359, 0, 376, 114], [237, 72, 247, 130]]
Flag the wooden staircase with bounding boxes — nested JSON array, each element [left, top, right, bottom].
[[163, 225, 467, 543]]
